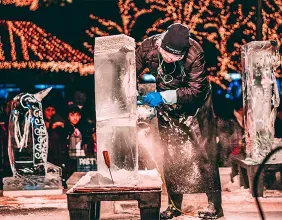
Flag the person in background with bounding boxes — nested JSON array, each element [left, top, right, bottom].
[[43, 103, 57, 129], [64, 104, 94, 174], [136, 23, 223, 219], [65, 105, 85, 158], [83, 129, 97, 158], [0, 99, 13, 181], [68, 90, 96, 128], [68, 90, 87, 109], [50, 114, 65, 130], [0, 99, 12, 135], [47, 113, 66, 165]]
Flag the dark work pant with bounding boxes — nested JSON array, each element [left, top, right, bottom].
[[168, 190, 222, 211]]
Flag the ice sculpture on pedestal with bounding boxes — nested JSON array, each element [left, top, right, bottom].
[[3, 88, 62, 194], [73, 35, 162, 189], [94, 34, 137, 173], [241, 41, 280, 162]]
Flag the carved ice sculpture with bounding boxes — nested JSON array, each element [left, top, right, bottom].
[[3, 88, 62, 191], [94, 34, 137, 172], [241, 41, 280, 162]]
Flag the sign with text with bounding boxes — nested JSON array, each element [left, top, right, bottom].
[[77, 157, 97, 172]]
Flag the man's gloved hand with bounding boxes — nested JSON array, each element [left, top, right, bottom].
[[143, 92, 164, 107]]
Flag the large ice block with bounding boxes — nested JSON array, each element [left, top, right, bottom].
[[241, 41, 280, 162], [94, 34, 137, 172]]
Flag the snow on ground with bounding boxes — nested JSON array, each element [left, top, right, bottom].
[[1, 168, 282, 220]]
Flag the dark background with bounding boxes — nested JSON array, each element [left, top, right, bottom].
[[0, 0, 281, 117]]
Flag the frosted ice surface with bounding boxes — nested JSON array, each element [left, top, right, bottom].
[[94, 35, 137, 172], [241, 41, 280, 162], [4, 89, 62, 191], [74, 169, 162, 188]]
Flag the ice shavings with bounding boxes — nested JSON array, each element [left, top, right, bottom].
[[74, 169, 162, 188]]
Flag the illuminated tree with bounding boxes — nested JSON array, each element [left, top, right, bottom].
[[262, 0, 282, 45], [262, 0, 282, 77], [86, 0, 282, 86], [0, 20, 93, 75], [192, 0, 256, 87], [0, 0, 72, 10], [200, 0, 281, 83], [1, 0, 39, 10], [143, 0, 213, 37], [84, 0, 159, 53], [1, 1, 280, 80], [139, 0, 255, 88]]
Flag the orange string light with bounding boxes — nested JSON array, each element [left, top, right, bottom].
[[1, 0, 72, 10], [85, 0, 281, 87], [0, 20, 94, 75], [0, 37, 5, 61], [0, 0, 280, 80], [1, 0, 38, 10], [0, 61, 94, 76], [7, 21, 17, 61]]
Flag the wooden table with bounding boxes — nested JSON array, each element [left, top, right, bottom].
[[67, 186, 162, 220], [230, 154, 282, 197]]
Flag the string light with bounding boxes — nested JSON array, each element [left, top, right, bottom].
[[0, 37, 5, 61], [85, 0, 157, 53], [193, 1, 257, 80], [7, 21, 17, 61], [1, 0, 72, 10], [86, 0, 281, 87], [1, 0, 38, 11], [0, 20, 94, 75], [41, 0, 72, 8], [0, 1, 280, 80], [0, 61, 94, 76], [262, 0, 282, 77]]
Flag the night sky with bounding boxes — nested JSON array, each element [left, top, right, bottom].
[[0, 0, 281, 115], [0, 0, 120, 56]]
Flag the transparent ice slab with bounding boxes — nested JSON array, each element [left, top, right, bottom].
[[241, 41, 280, 162], [3, 163, 62, 191], [94, 35, 137, 172]]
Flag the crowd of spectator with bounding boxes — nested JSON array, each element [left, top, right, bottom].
[[0, 89, 97, 188], [1, 88, 282, 189]]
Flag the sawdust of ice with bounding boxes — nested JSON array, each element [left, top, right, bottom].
[[74, 168, 163, 188]]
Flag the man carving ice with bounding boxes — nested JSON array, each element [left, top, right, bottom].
[[136, 23, 223, 219]]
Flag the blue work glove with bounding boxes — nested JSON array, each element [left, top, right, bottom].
[[143, 92, 164, 107]]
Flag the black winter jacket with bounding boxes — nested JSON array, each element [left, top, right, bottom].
[[136, 34, 210, 114]]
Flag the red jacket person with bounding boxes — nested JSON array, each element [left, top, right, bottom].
[[136, 23, 223, 219]]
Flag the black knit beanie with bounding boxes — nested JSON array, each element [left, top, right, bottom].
[[161, 23, 190, 55]]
